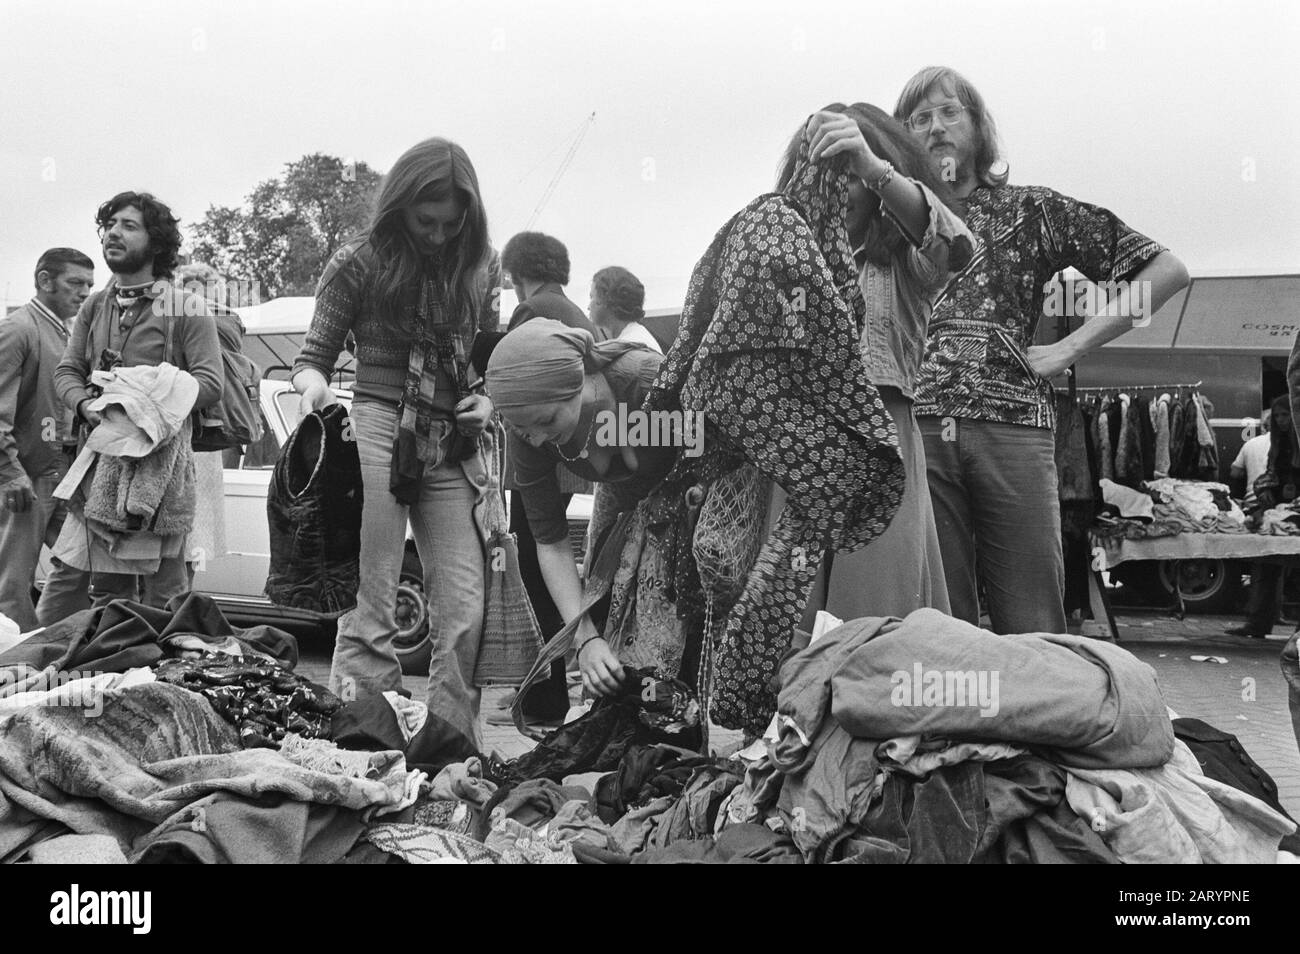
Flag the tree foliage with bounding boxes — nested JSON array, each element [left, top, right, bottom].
[[189, 154, 382, 301]]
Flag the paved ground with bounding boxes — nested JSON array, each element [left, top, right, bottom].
[[297, 608, 1300, 818]]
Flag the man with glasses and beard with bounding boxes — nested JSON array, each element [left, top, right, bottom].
[[895, 67, 1190, 635], [0, 248, 95, 630], [40, 192, 222, 617]]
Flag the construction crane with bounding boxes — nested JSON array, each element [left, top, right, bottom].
[[523, 111, 596, 231]]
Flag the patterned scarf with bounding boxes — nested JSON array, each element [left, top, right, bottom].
[[114, 281, 155, 330], [399, 276, 472, 463], [644, 131, 905, 733]]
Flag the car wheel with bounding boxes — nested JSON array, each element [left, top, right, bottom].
[[394, 577, 432, 675], [1155, 559, 1242, 614]]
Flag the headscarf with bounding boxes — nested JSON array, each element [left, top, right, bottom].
[[486, 317, 646, 411]]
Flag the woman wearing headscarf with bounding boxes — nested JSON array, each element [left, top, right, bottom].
[[795, 103, 974, 621], [293, 137, 500, 751], [486, 318, 671, 698]]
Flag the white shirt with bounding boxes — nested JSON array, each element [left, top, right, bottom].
[[616, 321, 663, 354], [1232, 433, 1270, 487]]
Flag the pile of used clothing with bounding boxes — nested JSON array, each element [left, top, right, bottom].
[[321, 611, 1299, 865], [1093, 477, 1249, 544], [6, 598, 1294, 864], [1258, 502, 1300, 536], [0, 593, 430, 864]]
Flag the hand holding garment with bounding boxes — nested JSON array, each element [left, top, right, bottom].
[[84, 363, 200, 458], [644, 130, 904, 734], [265, 403, 363, 614]]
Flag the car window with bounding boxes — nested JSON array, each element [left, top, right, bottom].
[[234, 407, 282, 470], [274, 389, 301, 431]]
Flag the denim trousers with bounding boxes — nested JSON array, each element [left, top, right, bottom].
[[331, 400, 487, 746], [919, 416, 1067, 634], [0, 472, 73, 631]]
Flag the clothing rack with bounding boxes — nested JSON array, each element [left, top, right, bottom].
[[1071, 380, 1202, 395]]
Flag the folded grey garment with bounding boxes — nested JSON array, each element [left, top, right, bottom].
[[820, 609, 1174, 770], [28, 833, 128, 864]]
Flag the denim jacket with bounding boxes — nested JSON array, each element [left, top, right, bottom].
[[858, 179, 974, 400]]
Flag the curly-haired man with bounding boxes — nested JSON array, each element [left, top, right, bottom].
[[41, 192, 223, 619]]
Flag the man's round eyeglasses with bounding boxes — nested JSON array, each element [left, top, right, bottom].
[[905, 104, 967, 132]]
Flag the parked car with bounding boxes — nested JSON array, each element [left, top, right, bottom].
[[37, 301, 592, 674]]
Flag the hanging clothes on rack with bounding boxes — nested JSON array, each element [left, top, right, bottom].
[[1192, 393, 1219, 480], [1169, 395, 1187, 478], [1115, 393, 1144, 488], [1098, 395, 1115, 482], [1151, 392, 1172, 478], [1135, 394, 1156, 482]]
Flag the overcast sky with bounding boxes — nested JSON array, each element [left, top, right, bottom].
[[2, 0, 1297, 311]]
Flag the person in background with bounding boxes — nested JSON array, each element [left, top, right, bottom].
[[897, 65, 1190, 634], [795, 103, 973, 622], [1229, 397, 1297, 637], [1229, 409, 1271, 505], [589, 266, 662, 353], [496, 231, 597, 725], [293, 138, 499, 751], [173, 262, 233, 587], [49, 192, 222, 612], [503, 231, 590, 332], [0, 248, 95, 631]]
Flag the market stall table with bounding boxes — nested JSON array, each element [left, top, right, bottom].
[[1087, 531, 1300, 640]]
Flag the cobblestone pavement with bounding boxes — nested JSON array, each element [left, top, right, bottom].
[[297, 609, 1300, 817]]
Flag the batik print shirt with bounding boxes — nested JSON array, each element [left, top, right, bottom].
[[913, 184, 1167, 429]]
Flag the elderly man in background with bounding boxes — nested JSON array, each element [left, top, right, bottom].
[[0, 248, 96, 631]]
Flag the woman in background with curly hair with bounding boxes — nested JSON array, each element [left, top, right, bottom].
[[589, 266, 662, 353]]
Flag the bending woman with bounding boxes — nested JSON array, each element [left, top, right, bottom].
[[486, 319, 672, 698], [293, 137, 500, 749], [795, 103, 974, 619]]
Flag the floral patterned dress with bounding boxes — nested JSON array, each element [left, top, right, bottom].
[[644, 135, 905, 734]]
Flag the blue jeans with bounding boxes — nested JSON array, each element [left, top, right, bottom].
[[0, 471, 85, 631], [919, 417, 1067, 634], [331, 400, 488, 746]]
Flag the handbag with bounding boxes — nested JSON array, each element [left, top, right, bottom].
[[473, 432, 544, 687]]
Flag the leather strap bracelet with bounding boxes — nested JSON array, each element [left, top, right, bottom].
[[577, 634, 602, 655]]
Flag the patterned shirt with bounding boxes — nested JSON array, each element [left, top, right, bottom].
[[913, 184, 1167, 429]]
